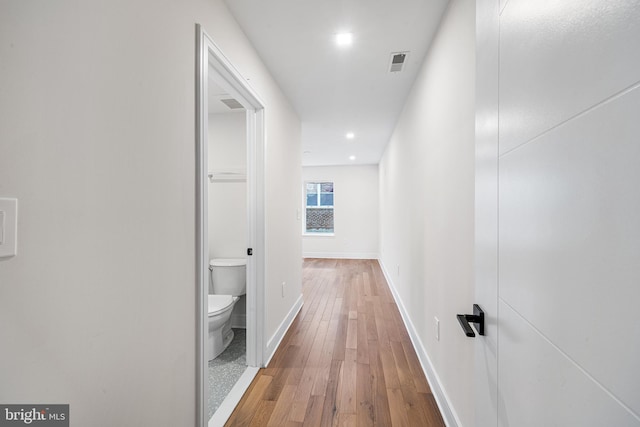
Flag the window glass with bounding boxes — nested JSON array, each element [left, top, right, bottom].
[[320, 182, 333, 193], [306, 183, 318, 207], [320, 193, 333, 206], [320, 182, 333, 206]]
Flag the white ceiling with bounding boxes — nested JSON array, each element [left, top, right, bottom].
[[208, 73, 245, 115], [224, 0, 449, 166]]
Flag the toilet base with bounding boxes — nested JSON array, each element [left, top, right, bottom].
[[208, 326, 235, 361], [208, 298, 238, 361]]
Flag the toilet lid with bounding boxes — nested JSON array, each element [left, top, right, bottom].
[[209, 258, 246, 268], [208, 295, 234, 316]]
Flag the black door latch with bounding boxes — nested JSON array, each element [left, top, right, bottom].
[[456, 304, 485, 337]]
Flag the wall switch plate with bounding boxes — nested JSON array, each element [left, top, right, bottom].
[[0, 198, 18, 258], [435, 317, 440, 341]]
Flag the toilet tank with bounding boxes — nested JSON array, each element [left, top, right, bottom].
[[209, 258, 246, 296]]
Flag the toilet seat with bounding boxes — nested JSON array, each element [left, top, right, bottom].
[[209, 258, 246, 268], [208, 294, 234, 316]]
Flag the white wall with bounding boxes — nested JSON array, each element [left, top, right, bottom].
[[302, 165, 378, 259], [208, 112, 246, 260], [378, 1, 475, 426], [0, 1, 301, 426], [208, 112, 247, 327]]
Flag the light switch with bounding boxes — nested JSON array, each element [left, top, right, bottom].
[[0, 198, 17, 258]]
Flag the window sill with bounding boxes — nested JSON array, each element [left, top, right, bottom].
[[303, 232, 335, 237]]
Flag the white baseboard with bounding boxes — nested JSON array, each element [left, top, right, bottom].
[[264, 293, 303, 366], [378, 260, 461, 427], [302, 252, 379, 259], [208, 366, 260, 427]]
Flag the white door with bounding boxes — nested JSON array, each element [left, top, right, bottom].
[[475, 0, 640, 426]]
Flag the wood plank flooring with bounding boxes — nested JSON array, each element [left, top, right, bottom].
[[225, 258, 445, 426]]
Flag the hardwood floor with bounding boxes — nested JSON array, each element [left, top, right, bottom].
[[225, 258, 445, 426]]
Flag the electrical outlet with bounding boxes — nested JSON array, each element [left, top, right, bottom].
[[282, 282, 286, 297], [435, 317, 440, 341]]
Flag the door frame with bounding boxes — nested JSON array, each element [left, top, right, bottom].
[[474, 0, 500, 426], [195, 24, 266, 426]]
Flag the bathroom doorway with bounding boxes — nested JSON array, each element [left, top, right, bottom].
[[196, 25, 266, 427]]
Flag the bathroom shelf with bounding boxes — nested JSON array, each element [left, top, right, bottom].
[[208, 169, 246, 182]]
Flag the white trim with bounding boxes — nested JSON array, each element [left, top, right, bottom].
[[264, 294, 304, 366], [245, 107, 267, 367], [195, 25, 208, 427], [378, 259, 461, 427], [302, 252, 378, 260], [207, 366, 260, 427], [196, 24, 267, 427]]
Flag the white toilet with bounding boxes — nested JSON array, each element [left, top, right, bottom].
[[208, 258, 246, 361]]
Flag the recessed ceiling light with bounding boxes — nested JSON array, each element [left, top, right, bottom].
[[336, 32, 353, 46], [346, 132, 355, 139], [349, 155, 356, 161]]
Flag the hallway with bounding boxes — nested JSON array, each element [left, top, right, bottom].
[[226, 258, 445, 426]]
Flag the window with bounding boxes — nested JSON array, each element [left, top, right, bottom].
[[305, 181, 334, 234]]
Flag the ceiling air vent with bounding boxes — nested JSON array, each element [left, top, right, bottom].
[[389, 52, 409, 73], [220, 98, 244, 110]]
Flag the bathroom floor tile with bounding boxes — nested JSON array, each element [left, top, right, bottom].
[[208, 328, 247, 419]]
